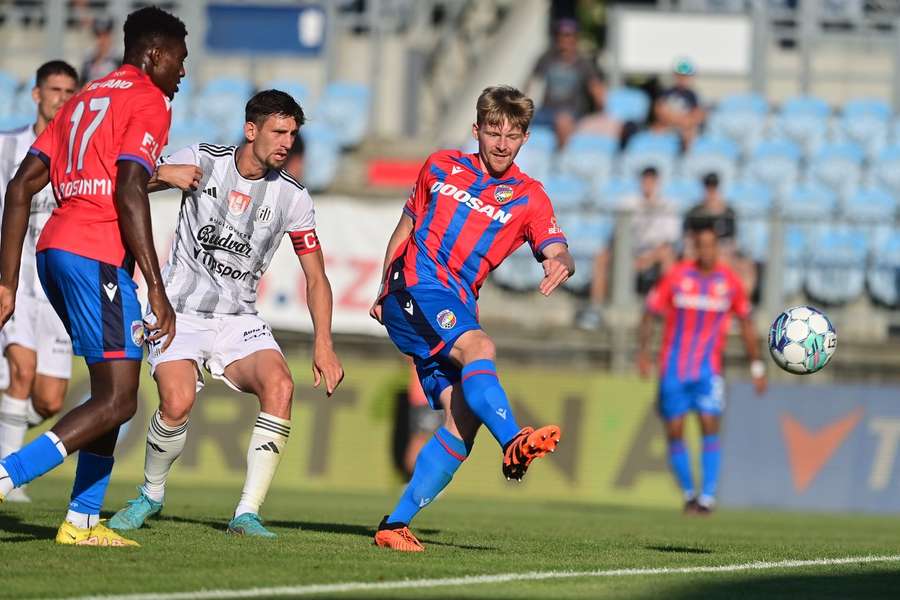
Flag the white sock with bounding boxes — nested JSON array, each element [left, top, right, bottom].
[[0, 394, 29, 458], [25, 401, 44, 427], [0, 464, 13, 496], [65, 509, 99, 529], [234, 413, 290, 518], [140, 410, 189, 503]]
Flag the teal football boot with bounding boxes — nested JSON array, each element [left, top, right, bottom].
[[108, 488, 163, 530], [227, 513, 276, 538]]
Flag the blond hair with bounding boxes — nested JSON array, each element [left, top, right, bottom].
[[476, 85, 534, 132]]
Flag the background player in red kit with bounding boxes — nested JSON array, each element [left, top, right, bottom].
[[369, 85, 575, 551], [638, 222, 767, 515], [0, 6, 187, 547]]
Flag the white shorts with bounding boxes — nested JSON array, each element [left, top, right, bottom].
[[146, 312, 283, 392], [0, 296, 73, 379]]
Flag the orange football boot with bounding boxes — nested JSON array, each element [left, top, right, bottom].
[[502, 425, 561, 481], [374, 516, 425, 552]]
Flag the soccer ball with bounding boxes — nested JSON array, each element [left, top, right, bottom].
[[768, 305, 837, 374]]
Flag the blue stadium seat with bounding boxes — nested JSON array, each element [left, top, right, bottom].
[[737, 218, 769, 262], [744, 139, 801, 195], [707, 93, 769, 154], [164, 117, 219, 153], [558, 212, 613, 294], [491, 246, 544, 292], [662, 177, 704, 214], [842, 187, 896, 223], [594, 177, 638, 210], [260, 79, 310, 110], [805, 228, 868, 305], [0, 114, 32, 131], [867, 230, 900, 307], [781, 181, 838, 220], [839, 98, 890, 160], [725, 179, 772, 218], [621, 130, 680, 180], [195, 76, 255, 144], [808, 141, 865, 199], [542, 174, 589, 212], [771, 95, 830, 156], [170, 77, 194, 123], [717, 92, 769, 115], [316, 81, 371, 148], [680, 135, 739, 186], [606, 87, 650, 123], [516, 125, 555, 181], [11, 76, 35, 116], [782, 225, 808, 297], [557, 132, 617, 185], [872, 144, 900, 196], [301, 122, 340, 191]]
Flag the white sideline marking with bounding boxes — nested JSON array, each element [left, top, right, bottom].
[[67, 554, 900, 600]]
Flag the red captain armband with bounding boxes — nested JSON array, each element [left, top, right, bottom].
[[290, 229, 320, 256]]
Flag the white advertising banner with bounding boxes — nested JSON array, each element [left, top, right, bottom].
[[144, 193, 400, 336]]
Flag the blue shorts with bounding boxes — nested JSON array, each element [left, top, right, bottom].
[[37, 249, 144, 365], [381, 286, 479, 410], [657, 375, 725, 421]]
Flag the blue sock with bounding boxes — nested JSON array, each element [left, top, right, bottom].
[[667, 439, 694, 497], [701, 434, 721, 500], [460, 359, 520, 447], [0, 432, 67, 487], [387, 428, 467, 525], [68, 452, 114, 515]]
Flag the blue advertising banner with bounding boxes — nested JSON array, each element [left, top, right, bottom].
[[720, 382, 900, 513], [206, 4, 326, 55]]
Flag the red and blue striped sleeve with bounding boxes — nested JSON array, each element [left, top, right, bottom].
[[524, 184, 567, 259], [116, 88, 171, 175]]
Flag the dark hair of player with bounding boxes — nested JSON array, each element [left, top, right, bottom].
[[686, 217, 719, 236], [123, 6, 187, 60], [476, 85, 535, 133], [640, 166, 658, 178], [245, 89, 306, 128], [35, 60, 78, 87]]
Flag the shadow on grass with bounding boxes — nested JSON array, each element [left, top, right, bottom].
[[645, 544, 713, 554], [647, 570, 900, 600], [0, 513, 57, 542]]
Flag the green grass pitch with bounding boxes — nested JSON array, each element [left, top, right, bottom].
[[2, 480, 900, 599]]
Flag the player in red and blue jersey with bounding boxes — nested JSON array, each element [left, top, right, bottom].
[[0, 7, 187, 546], [638, 222, 767, 514], [369, 85, 575, 551]]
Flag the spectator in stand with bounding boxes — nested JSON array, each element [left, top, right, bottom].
[[79, 17, 120, 84], [529, 18, 606, 147], [683, 173, 758, 298], [654, 58, 705, 149], [576, 167, 681, 330]]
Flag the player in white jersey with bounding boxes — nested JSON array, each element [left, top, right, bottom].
[[109, 90, 344, 537], [0, 62, 77, 501]]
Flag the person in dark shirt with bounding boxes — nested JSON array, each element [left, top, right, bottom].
[[655, 58, 705, 148], [530, 18, 606, 147], [683, 173, 758, 297]]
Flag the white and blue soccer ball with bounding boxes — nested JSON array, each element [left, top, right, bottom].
[[768, 305, 837, 375]]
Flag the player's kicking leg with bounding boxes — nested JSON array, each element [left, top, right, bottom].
[[447, 329, 560, 481], [218, 349, 294, 538], [375, 380, 476, 552]]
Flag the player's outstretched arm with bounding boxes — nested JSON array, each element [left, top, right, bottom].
[[115, 160, 175, 350], [538, 242, 575, 296], [148, 164, 202, 193], [739, 316, 767, 395], [298, 249, 344, 396], [0, 154, 49, 325], [369, 213, 415, 323]]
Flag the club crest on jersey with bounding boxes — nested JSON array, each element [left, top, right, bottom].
[[436, 309, 457, 330], [255, 205, 273, 224], [494, 184, 514, 204], [227, 190, 252, 216], [130, 320, 145, 347]]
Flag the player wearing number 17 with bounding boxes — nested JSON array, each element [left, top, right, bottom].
[[370, 85, 575, 551], [0, 7, 187, 546]]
